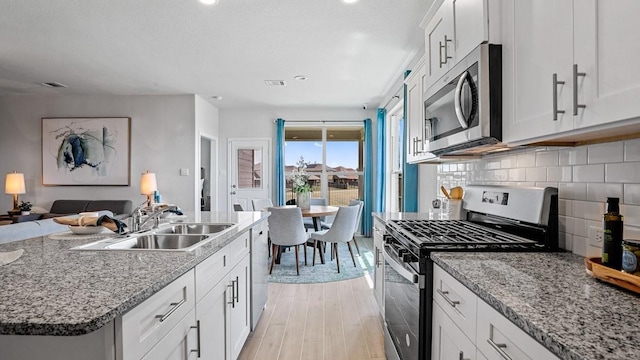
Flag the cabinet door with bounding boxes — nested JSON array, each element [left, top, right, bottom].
[[574, 0, 640, 129], [141, 309, 198, 360], [432, 302, 477, 360], [405, 63, 426, 163], [425, 0, 455, 88], [502, 0, 574, 144], [453, 0, 486, 61], [251, 221, 269, 330], [229, 254, 251, 360], [197, 277, 231, 360], [372, 219, 385, 316]]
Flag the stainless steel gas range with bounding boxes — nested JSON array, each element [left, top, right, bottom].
[[382, 185, 559, 360]]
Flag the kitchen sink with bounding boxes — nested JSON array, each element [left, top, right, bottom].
[[70, 222, 238, 252]]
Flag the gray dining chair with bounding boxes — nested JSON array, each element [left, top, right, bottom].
[[304, 198, 327, 230], [252, 198, 273, 212], [233, 203, 244, 211], [322, 199, 363, 257], [267, 207, 309, 275], [308, 205, 359, 273]]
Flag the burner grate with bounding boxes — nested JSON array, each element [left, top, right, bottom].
[[389, 220, 538, 246]]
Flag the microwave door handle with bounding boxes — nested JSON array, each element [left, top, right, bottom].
[[454, 71, 470, 129]]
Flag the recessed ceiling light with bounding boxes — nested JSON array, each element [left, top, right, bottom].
[[294, 75, 307, 81], [211, 95, 223, 100], [199, 0, 218, 5], [342, 0, 359, 3]]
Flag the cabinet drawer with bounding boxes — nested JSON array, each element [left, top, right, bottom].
[[195, 247, 228, 302], [117, 269, 195, 360], [227, 231, 250, 266], [141, 308, 198, 360], [476, 300, 560, 360], [433, 265, 477, 342]]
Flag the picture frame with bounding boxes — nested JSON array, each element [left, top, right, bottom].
[[42, 117, 131, 186]]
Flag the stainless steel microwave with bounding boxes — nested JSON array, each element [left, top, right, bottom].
[[423, 43, 502, 156]]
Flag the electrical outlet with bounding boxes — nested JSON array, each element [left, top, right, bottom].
[[589, 226, 604, 247]]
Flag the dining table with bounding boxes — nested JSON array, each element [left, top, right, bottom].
[[268, 204, 339, 265]]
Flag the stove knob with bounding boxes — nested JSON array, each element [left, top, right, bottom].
[[402, 253, 418, 263]]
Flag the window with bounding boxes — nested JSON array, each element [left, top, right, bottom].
[[237, 149, 262, 189], [386, 104, 404, 212], [285, 123, 363, 205]]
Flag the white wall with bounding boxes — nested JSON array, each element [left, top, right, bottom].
[[218, 107, 375, 207], [0, 94, 199, 211], [195, 96, 220, 211], [433, 140, 640, 257]]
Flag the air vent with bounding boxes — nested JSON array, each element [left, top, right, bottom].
[[38, 82, 68, 88], [264, 80, 286, 87]]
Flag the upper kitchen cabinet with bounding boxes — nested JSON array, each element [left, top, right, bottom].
[[421, 0, 500, 91], [503, 0, 640, 145], [405, 57, 433, 163]]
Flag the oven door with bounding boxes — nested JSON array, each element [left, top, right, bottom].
[[383, 239, 421, 360]]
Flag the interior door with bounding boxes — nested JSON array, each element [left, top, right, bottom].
[[228, 138, 270, 211]]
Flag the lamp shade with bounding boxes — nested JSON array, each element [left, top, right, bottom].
[[5, 172, 25, 195], [140, 172, 157, 195]]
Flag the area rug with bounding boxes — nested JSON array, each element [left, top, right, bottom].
[[268, 237, 374, 284]]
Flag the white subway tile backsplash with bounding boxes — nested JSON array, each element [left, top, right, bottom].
[[587, 142, 623, 164], [536, 151, 559, 167], [573, 164, 604, 182], [621, 204, 640, 225], [559, 232, 572, 251], [486, 161, 501, 170], [509, 168, 526, 182], [624, 184, 640, 205], [572, 200, 604, 221], [559, 183, 587, 200], [625, 225, 640, 240], [535, 182, 558, 189], [624, 139, 640, 162], [494, 169, 509, 181], [547, 166, 572, 182], [500, 157, 515, 169], [559, 147, 587, 165], [606, 162, 640, 183], [586, 183, 623, 202], [526, 167, 547, 182], [516, 153, 536, 167], [559, 199, 572, 217]]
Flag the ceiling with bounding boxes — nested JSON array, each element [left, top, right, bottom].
[[0, 0, 432, 109]]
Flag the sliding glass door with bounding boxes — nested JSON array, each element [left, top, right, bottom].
[[284, 123, 363, 206]]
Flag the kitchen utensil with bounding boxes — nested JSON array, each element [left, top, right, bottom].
[[441, 186, 451, 199], [450, 187, 463, 199]]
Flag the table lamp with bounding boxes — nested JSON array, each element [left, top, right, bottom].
[[140, 171, 157, 206], [5, 171, 25, 215]]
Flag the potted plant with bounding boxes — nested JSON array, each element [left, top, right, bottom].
[[18, 201, 32, 215], [291, 156, 311, 210]]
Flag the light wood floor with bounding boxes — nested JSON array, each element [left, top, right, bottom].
[[238, 274, 386, 360]]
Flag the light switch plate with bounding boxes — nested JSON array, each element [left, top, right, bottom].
[[180, 168, 189, 176]]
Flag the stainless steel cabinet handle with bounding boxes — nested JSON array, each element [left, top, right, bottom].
[[234, 276, 239, 304], [155, 298, 186, 322], [439, 41, 444, 68], [459, 351, 470, 360], [227, 282, 235, 307], [487, 338, 512, 360], [573, 64, 586, 115], [436, 289, 460, 307], [190, 320, 201, 357], [443, 35, 452, 64], [375, 248, 383, 267], [552, 73, 565, 120]]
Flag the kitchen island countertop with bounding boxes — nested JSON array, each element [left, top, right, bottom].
[[0, 211, 268, 336], [432, 251, 640, 360]]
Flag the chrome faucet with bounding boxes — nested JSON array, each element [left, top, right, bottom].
[[130, 201, 179, 232]]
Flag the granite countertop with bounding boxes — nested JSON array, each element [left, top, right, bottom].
[[432, 252, 640, 360], [0, 211, 268, 336]]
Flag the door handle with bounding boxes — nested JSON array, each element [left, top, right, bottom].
[[234, 276, 239, 304], [439, 35, 452, 67], [552, 73, 565, 120], [190, 320, 201, 357], [227, 282, 235, 308], [573, 64, 586, 115], [454, 71, 473, 129], [155, 298, 186, 322], [436, 289, 460, 307]]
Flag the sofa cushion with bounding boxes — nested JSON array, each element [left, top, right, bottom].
[[85, 200, 132, 215], [49, 200, 91, 214]]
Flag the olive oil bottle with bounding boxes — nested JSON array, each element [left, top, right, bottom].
[[602, 197, 623, 270]]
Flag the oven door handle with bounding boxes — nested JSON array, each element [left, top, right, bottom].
[[383, 244, 420, 286]]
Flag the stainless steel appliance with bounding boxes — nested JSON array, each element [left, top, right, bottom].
[[383, 185, 559, 360], [422, 43, 502, 156]]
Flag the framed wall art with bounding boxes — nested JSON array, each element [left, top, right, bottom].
[[42, 117, 131, 186]]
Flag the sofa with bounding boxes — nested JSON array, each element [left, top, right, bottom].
[[33, 200, 133, 220]]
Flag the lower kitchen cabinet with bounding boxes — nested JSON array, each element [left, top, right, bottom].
[[373, 218, 385, 316], [433, 264, 560, 360], [432, 301, 477, 360], [141, 308, 199, 360], [228, 253, 251, 360]]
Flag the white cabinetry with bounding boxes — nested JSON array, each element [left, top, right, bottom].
[[432, 265, 560, 360], [141, 308, 198, 360], [250, 220, 269, 330], [422, 0, 494, 90], [503, 0, 640, 145], [405, 59, 435, 164], [372, 218, 385, 316]]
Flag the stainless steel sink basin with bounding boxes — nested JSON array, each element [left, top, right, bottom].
[[70, 222, 238, 252], [154, 223, 236, 235], [105, 234, 210, 250]]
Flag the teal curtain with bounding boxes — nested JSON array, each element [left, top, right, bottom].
[[275, 118, 285, 206], [363, 118, 373, 237], [403, 70, 418, 212], [375, 108, 386, 213]]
